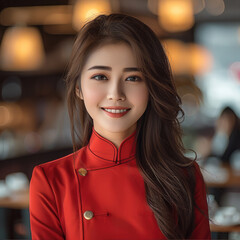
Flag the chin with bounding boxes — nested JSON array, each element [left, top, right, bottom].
[[104, 124, 136, 134]]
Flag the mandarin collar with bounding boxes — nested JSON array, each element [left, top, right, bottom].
[[87, 128, 137, 164]]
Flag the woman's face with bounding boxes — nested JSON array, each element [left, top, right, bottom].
[[77, 42, 149, 140]]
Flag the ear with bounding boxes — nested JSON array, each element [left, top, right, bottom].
[[76, 86, 83, 100]]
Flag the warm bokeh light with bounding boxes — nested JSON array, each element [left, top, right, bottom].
[[11, 104, 24, 127], [189, 43, 213, 75], [0, 6, 72, 26], [43, 12, 71, 25], [162, 39, 188, 74], [0, 103, 24, 128], [72, 0, 111, 31], [0, 26, 45, 71], [162, 40, 213, 75], [158, 0, 194, 32], [0, 106, 11, 127]]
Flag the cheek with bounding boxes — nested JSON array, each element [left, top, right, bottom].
[[81, 83, 105, 108], [128, 86, 149, 109]]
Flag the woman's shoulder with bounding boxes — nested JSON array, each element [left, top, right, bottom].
[[37, 152, 74, 169], [193, 161, 202, 177], [186, 161, 205, 186], [191, 161, 207, 197], [183, 161, 205, 193], [32, 146, 87, 177]]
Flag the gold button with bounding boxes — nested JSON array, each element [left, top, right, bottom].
[[78, 168, 87, 176], [84, 211, 94, 220]]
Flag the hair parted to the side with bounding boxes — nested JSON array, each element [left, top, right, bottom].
[[65, 13, 198, 239]]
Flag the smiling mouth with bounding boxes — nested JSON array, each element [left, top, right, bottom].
[[100, 107, 131, 118], [101, 108, 130, 113]]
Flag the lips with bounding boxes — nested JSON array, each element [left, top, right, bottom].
[[101, 107, 131, 118], [101, 106, 130, 110]]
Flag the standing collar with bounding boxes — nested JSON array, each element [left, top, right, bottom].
[[87, 128, 137, 164]]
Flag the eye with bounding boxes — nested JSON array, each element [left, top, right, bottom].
[[91, 74, 107, 81], [126, 76, 142, 82]]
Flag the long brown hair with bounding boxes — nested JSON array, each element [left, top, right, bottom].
[[65, 13, 197, 239]]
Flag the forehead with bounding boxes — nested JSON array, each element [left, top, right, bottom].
[[83, 42, 139, 69]]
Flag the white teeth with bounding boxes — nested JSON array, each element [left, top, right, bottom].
[[104, 108, 128, 113]]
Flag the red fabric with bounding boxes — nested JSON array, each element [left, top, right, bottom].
[[29, 129, 211, 240]]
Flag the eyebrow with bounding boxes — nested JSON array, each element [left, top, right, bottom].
[[87, 65, 141, 72]]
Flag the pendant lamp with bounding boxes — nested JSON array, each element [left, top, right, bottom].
[[0, 26, 45, 71], [158, 0, 194, 32], [72, 0, 111, 31]]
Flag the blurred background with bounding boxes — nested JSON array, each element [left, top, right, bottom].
[[0, 0, 240, 239]]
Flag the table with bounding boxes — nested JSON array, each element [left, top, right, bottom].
[[204, 164, 240, 234], [205, 165, 240, 188], [0, 190, 29, 209], [210, 223, 240, 232]]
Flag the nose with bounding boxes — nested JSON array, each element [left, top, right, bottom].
[[107, 80, 126, 101]]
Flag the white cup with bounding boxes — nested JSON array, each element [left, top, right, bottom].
[[0, 180, 9, 198], [5, 172, 29, 192]]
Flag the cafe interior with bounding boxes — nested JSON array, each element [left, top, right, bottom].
[[0, 0, 240, 239]]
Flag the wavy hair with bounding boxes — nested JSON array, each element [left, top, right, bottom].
[[65, 13, 197, 239]]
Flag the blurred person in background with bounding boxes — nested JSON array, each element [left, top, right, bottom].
[[211, 106, 240, 163], [207, 106, 240, 207], [194, 106, 240, 165]]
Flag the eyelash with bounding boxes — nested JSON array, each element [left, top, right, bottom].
[[91, 74, 142, 82], [126, 76, 142, 82], [91, 75, 107, 81]]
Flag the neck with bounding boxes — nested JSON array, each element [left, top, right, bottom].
[[93, 125, 136, 149], [104, 134, 130, 149]]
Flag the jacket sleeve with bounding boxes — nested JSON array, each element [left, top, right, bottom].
[[189, 162, 211, 239], [29, 166, 65, 240]]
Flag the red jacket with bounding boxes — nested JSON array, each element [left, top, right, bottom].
[[29, 129, 211, 240]]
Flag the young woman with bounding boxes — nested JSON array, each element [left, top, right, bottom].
[[29, 14, 211, 239], [212, 106, 240, 163]]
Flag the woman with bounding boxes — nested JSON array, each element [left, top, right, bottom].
[[29, 13, 211, 239], [212, 106, 240, 163]]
